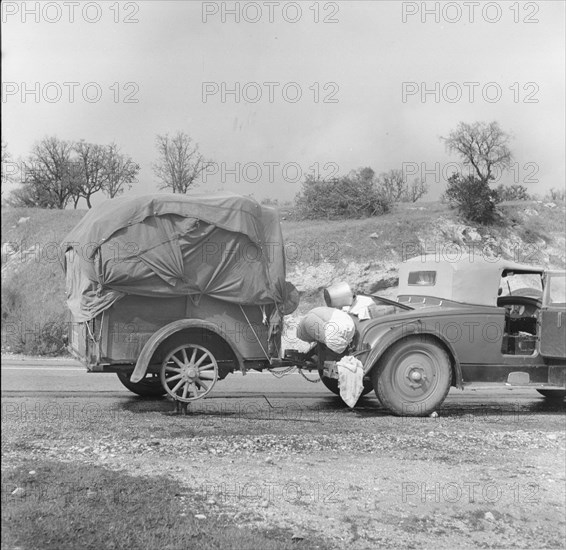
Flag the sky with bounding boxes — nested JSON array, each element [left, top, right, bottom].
[[2, 0, 565, 205]]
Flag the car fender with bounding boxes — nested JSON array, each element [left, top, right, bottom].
[[130, 319, 244, 383], [362, 322, 463, 388]]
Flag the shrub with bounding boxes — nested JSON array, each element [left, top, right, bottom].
[[260, 197, 279, 206], [294, 170, 391, 220], [443, 174, 502, 224], [1, 264, 68, 356], [496, 184, 531, 201], [546, 188, 565, 202]]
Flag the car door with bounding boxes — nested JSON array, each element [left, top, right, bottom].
[[540, 272, 566, 359]]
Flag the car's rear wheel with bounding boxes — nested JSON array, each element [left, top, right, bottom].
[[537, 389, 566, 400], [160, 343, 218, 403], [373, 337, 452, 416], [318, 368, 374, 397], [117, 372, 166, 397]]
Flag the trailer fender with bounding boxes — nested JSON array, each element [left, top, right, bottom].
[[130, 319, 244, 383], [363, 324, 463, 389]]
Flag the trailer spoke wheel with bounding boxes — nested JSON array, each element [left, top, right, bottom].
[[161, 344, 218, 403]]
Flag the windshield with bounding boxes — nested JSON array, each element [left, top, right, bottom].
[[498, 273, 543, 299]]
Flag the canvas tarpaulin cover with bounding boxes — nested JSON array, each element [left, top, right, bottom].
[[63, 193, 290, 323]]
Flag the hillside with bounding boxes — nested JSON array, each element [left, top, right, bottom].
[[284, 200, 566, 310], [2, 200, 565, 355]]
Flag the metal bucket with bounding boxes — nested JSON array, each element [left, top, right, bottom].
[[323, 282, 354, 308]]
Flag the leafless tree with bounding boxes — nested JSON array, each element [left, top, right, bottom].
[[378, 169, 405, 202], [152, 132, 211, 193], [73, 141, 109, 208], [11, 137, 78, 208], [2, 141, 14, 185], [103, 144, 139, 198], [2, 142, 17, 204], [378, 169, 428, 202], [406, 177, 428, 202], [442, 121, 513, 184]]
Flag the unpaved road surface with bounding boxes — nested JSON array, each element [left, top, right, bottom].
[[2, 359, 566, 549]]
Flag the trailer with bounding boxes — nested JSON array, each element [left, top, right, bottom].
[[64, 193, 312, 403]]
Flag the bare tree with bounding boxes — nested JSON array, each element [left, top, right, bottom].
[[377, 169, 428, 202], [378, 169, 405, 202], [407, 177, 428, 202], [103, 144, 139, 198], [152, 132, 211, 193], [2, 142, 14, 185], [73, 140, 109, 208], [2, 142, 17, 203], [442, 121, 513, 184], [11, 137, 78, 208]]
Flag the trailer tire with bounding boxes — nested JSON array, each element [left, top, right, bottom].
[[117, 372, 166, 397], [536, 389, 566, 400]]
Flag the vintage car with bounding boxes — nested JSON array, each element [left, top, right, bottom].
[[316, 256, 566, 415], [64, 193, 300, 402]]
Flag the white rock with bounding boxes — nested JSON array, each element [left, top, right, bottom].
[[484, 511, 496, 522]]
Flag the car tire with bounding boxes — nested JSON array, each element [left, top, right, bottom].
[[117, 372, 166, 397], [373, 336, 452, 416], [318, 368, 374, 397], [536, 389, 566, 400]]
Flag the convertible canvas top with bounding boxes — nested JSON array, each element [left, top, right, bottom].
[[63, 193, 288, 322], [398, 255, 545, 307]]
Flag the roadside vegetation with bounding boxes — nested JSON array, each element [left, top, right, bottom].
[[293, 167, 427, 220]]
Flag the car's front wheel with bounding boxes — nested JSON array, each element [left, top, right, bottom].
[[537, 389, 566, 400], [373, 337, 452, 416], [318, 368, 374, 397]]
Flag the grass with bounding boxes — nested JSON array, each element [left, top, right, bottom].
[[1, 460, 327, 550]]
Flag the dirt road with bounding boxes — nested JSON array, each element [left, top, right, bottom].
[[2, 360, 565, 549]]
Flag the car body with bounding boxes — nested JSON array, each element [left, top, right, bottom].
[[319, 255, 566, 415]]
